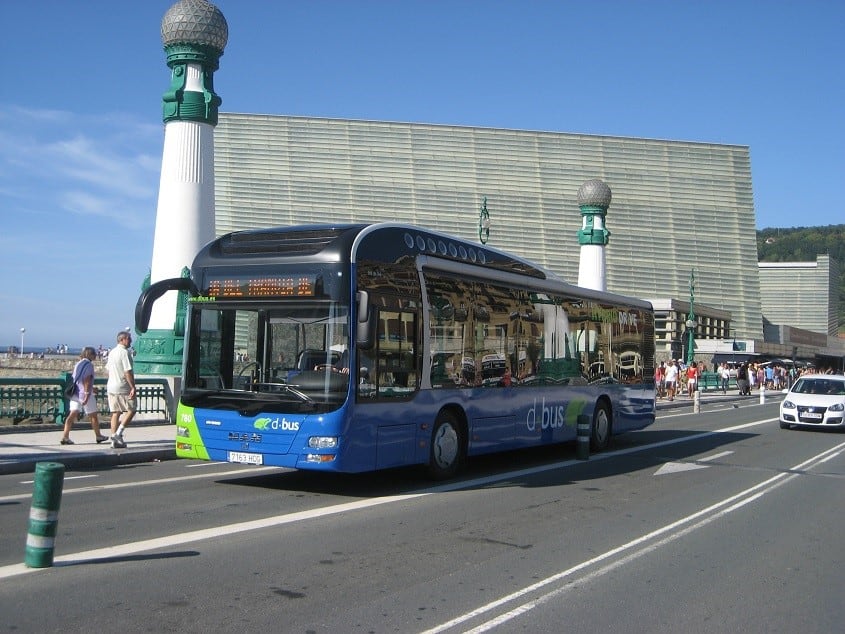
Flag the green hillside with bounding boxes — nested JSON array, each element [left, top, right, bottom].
[[757, 224, 845, 332]]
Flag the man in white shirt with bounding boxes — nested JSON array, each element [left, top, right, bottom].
[[664, 359, 679, 401], [106, 331, 137, 448]]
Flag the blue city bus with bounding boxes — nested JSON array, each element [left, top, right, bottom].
[[136, 223, 655, 478]]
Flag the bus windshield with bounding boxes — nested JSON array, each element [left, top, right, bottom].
[[183, 300, 351, 415]]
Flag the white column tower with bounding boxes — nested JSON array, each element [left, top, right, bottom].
[[135, 0, 227, 375], [576, 179, 612, 292]]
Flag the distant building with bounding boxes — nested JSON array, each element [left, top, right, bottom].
[[209, 113, 843, 370], [646, 299, 731, 362], [213, 113, 763, 340], [758, 255, 842, 370], [759, 255, 839, 336]]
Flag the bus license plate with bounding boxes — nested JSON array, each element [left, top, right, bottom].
[[228, 451, 263, 465]]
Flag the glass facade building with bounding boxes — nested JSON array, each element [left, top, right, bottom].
[[213, 113, 763, 339], [759, 255, 839, 336]]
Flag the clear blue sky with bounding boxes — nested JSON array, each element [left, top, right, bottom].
[[1, 1, 843, 350]]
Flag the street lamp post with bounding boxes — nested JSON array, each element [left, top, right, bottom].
[[685, 271, 697, 366], [20, 327, 25, 357], [478, 197, 490, 244]]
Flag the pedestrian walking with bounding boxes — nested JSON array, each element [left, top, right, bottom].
[[60, 347, 109, 445], [717, 363, 728, 393], [106, 331, 137, 448], [664, 359, 679, 401], [686, 362, 698, 397], [655, 362, 665, 399], [737, 362, 750, 396]]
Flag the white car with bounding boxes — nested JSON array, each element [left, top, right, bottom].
[[780, 374, 845, 430]]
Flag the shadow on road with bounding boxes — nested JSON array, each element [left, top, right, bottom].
[[212, 428, 758, 497]]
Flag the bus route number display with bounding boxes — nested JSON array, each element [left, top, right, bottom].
[[205, 275, 316, 298]]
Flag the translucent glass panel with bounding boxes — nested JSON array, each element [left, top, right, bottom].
[[214, 114, 762, 338], [759, 256, 837, 335]]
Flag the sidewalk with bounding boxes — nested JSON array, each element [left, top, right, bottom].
[[657, 387, 782, 411], [0, 421, 176, 475]]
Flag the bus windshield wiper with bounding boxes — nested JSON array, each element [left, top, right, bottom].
[[251, 382, 314, 403]]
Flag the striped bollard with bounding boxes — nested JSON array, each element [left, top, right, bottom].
[[759, 385, 766, 404], [576, 414, 590, 461], [24, 461, 65, 568]]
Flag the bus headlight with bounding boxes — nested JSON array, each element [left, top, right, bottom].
[[176, 425, 191, 438], [308, 436, 338, 449]]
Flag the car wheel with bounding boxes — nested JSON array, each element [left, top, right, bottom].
[[427, 410, 464, 479], [591, 401, 612, 451]]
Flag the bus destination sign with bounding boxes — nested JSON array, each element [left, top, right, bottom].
[[205, 274, 317, 298]]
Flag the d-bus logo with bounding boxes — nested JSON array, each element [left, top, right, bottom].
[[526, 398, 565, 431], [253, 417, 301, 432]]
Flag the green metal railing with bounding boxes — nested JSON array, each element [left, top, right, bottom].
[[0, 374, 172, 425], [698, 372, 738, 392]]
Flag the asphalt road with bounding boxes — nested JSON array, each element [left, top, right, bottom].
[[1, 398, 843, 633]]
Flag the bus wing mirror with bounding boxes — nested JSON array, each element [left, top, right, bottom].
[[356, 291, 377, 350], [135, 277, 199, 333]]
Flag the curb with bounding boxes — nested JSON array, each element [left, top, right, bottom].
[[0, 419, 171, 435], [0, 448, 177, 476]]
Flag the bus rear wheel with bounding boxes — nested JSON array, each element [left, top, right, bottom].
[[590, 402, 611, 451], [427, 411, 464, 479]]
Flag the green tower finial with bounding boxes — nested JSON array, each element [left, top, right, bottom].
[[160, 0, 228, 125], [576, 178, 611, 246]]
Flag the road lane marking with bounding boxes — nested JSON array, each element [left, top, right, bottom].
[[423, 440, 845, 633], [654, 461, 709, 475], [0, 466, 280, 503], [19, 474, 98, 485], [699, 450, 734, 462], [0, 416, 781, 579], [654, 450, 734, 475]]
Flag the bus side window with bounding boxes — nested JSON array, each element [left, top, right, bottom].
[[375, 309, 418, 397]]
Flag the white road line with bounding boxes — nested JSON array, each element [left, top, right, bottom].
[[0, 489, 433, 580], [0, 467, 280, 504], [698, 450, 734, 462], [19, 474, 99, 484], [653, 450, 734, 475], [0, 416, 779, 580], [424, 440, 845, 634]]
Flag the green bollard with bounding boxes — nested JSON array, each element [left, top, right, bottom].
[[576, 414, 591, 461], [24, 461, 65, 568]]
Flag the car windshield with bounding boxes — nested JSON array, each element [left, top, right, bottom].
[[792, 378, 845, 396]]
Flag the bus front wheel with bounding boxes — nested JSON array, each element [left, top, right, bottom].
[[428, 411, 464, 479], [590, 402, 612, 451]]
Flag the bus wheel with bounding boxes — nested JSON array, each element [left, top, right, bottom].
[[428, 411, 464, 479], [590, 402, 611, 451]]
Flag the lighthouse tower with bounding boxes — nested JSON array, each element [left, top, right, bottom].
[[576, 179, 612, 292], [135, 0, 228, 375]]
